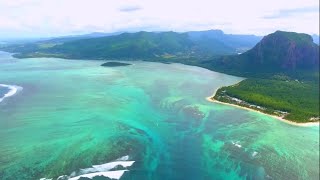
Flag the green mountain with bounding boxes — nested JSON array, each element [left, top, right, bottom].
[[48, 31, 196, 59], [37, 32, 124, 44], [188, 30, 261, 52], [209, 31, 319, 122], [1, 30, 261, 60], [205, 31, 319, 78]]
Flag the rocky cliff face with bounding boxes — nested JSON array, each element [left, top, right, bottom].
[[243, 31, 319, 71]]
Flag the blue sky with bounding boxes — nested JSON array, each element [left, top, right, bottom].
[[0, 0, 319, 38]]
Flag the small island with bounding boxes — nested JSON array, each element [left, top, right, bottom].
[[101, 62, 132, 67]]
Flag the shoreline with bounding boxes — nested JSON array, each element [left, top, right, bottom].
[[2, 51, 318, 127], [206, 90, 319, 127]]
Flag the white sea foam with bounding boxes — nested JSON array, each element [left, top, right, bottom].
[[78, 160, 135, 175], [231, 141, 242, 148], [252, 151, 258, 157], [69, 170, 127, 180], [40, 155, 135, 180], [56, 175, 68, 180], [116, 155, 129, 161], [0, 84, 23, 103]]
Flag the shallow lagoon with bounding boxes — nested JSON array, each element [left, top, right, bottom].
[[0, 52, 319, 180]]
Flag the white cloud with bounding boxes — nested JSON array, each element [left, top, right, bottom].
[[0, 0, 318, 38]]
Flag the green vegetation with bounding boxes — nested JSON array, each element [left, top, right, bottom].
[[204, 31, 319, 77], [0, 30, 318, 123], [0, 30, 261, 61], [211, 31, 319, 123], [101, 62, 132, 67], [214, 78, 319, 122]]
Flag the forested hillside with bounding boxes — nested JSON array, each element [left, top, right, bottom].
[[0, 30, 261, 60], [210, 31, 319, 122]]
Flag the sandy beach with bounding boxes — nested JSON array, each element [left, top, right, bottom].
[[206, 90, 319, 127]]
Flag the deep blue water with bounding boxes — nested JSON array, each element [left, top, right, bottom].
[[0, 86, 10, 99]]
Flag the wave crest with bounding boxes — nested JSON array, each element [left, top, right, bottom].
[[0, 84, 23, 103], [40, 155, 135, 180]]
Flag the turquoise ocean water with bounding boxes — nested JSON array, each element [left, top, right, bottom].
[[0, 51, 319, 180]]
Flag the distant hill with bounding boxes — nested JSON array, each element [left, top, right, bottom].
[[38, 32, 124, 44], [188, 30, 262, 53], [47, 31, 196, 59], [0, 30, 262, 60], [206, 31, 319, 78], [0, 32, 121, 45]]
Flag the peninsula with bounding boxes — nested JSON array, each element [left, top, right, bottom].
[[205, 31, 319, 123]]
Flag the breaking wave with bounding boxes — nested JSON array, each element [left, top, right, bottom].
[[0, 84, 23, 103], [40, 155, 135, 180]]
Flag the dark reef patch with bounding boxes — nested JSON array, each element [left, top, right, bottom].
[[101, 62, 132, 67]]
